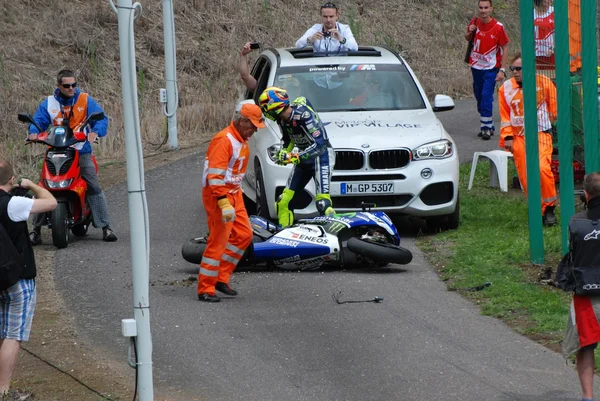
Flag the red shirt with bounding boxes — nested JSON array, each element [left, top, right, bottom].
[[534, 7, 555, 69], [467, 18, 509, 70]]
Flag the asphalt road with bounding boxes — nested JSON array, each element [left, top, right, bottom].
[[55, 98, 596, 401]]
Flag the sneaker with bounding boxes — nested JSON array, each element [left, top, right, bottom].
[[1, 389, 34, 400], [216, 282, 238, 296], [477, 130, 483, 137], [481, 129, 491, 140], [543, 206, 557, 227], [102, 227, 118, 242], [29, 230, 42, 246], [198, 293, 221, 302]]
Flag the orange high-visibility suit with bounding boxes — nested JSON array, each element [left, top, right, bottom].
[[499, 74, 558, 215], [198, 123, 253, 296], [568, 0, 581, 72]]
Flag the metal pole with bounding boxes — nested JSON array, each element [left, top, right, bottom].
[[580, 0, 599, 172], [162, 0, 179, 149], [116, 0, 154, 399], [554, 0, 575, 254], [520, 0, 545, 263]]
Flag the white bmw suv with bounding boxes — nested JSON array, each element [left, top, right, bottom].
[[237, 46, 459, 229]]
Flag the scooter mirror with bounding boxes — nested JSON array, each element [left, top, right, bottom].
[[17, 113, 44, 133], [79, 112, 105, 132], [18, 113, 33, 124], [89, 112, 105, 121]]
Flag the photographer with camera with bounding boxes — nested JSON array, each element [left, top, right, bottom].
[[0, 159, 57, 398], [295, 2, 358, 53]]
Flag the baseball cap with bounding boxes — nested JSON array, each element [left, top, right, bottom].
[[240, 104, 266, 128]]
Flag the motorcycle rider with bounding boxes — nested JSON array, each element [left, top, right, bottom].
[[27, 69, 117, 243], [258, 87, 335, 227]]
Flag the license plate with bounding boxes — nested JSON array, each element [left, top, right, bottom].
[[340, 182, 394, 194]]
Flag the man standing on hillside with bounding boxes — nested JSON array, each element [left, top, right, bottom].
[[558, 172, 600, 401], [498, 53, 557, 226], [465, 0, 509, 140], [0, 160, 57, 398], [296, 2, 358, 53], [197, 104, 265, 302], [27, 69, 117, 244]]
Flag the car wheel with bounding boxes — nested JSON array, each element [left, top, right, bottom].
[[255, 165, 270, 219], [243, 192, 257, 215], [445, 193, 460, 230]]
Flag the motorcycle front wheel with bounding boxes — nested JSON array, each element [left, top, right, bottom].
[[50, 203, 70, 249], [347, 237, 412, 265]]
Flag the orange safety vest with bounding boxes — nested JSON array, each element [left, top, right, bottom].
[[46, 93, 90, 150], [202, 122, 249, 198], [499, 76, 557, 143]]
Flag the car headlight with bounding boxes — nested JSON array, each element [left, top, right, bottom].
[[45, 179, 73, 189], [413, 140, 453, 160], [267, 144, 282, 163]]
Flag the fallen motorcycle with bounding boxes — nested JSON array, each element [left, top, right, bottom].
[[182, 205, 412, 271]]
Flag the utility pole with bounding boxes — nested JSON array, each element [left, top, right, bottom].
[[162, 0, 179, 149], [114, 0, 155, 399]]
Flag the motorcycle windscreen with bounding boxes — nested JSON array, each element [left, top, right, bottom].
[[44, 126, 80, 148]]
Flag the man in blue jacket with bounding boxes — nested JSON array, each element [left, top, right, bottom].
[[27, 69, 117, 243]]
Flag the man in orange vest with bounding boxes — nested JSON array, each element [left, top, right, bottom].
[[198, 104, 265, 302], [499, 53, 558, 226]]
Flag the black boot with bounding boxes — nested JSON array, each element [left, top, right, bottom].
[[543, 206, 557, 227], [198, 293, 221, 302], [216, 282, 238, 296], [29, 228, 42, 246], [102, 226, 118, 242]]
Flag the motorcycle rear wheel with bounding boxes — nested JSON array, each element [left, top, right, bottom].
[[50, 203, 70, 249], [347, 237, 412, 265], [181, 236, 260, 266], [71, 224, 89, 237]]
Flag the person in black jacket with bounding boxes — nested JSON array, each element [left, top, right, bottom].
[[560, 172, 600, 401], [0, 160, 56, 396]]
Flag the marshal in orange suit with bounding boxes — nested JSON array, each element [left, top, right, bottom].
[[197, 104, 265, 302], [499, 53, 558, 227]]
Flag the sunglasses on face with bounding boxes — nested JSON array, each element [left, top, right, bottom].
[[509, 66, 522, 72], [61, 83, 77, 89]]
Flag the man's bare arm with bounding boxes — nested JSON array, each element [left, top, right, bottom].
[[238, 42, 257, 91], [19, 179, 57, 214]]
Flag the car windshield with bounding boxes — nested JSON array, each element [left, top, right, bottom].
[[274, 63, 426, 112]]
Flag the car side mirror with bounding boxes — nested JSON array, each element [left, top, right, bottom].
[[432, 94, 455, 112]]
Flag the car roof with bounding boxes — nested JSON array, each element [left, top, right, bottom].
[[265, 46, 404, 68]]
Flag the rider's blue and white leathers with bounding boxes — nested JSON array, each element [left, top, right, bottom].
[[276, 97, 335, 226]]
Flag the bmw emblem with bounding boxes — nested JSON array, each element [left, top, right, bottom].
[[361, 144, 370, 148]]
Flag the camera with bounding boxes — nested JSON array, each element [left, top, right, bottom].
[[323, 31, 331, 38], [250, 42, 260, 50], [9, 186, 31, 198]]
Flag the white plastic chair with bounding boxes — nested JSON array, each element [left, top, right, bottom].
[[468, 150, 514, 192]]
